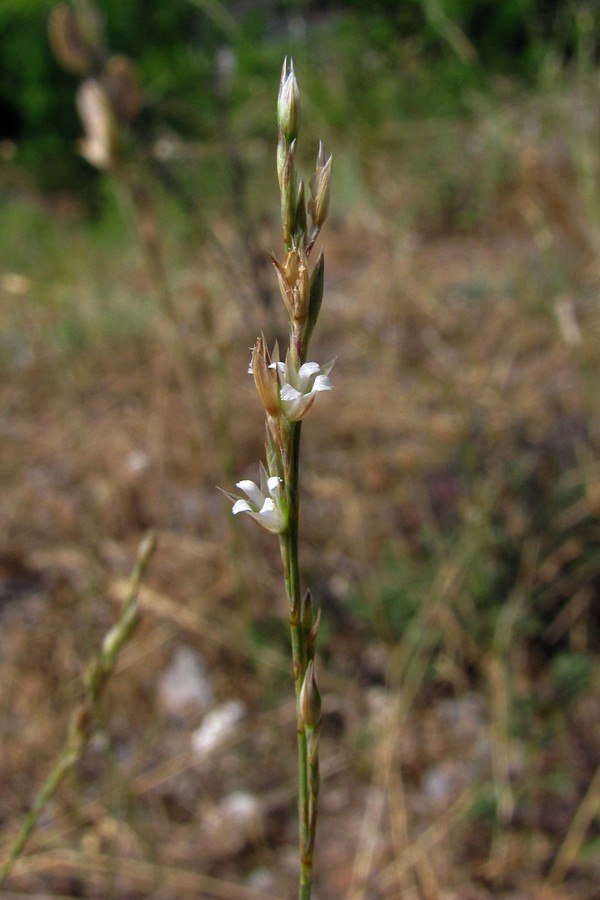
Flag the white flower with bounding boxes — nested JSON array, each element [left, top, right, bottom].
[[225, 463, 286, 533], [273, 351, 334, 422]]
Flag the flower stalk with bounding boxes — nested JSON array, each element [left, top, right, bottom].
[[225, 58, 332, 898], [0, 533, 156, 886]]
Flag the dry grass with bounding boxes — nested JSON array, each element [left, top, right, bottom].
[[2, 77, 600, 898]]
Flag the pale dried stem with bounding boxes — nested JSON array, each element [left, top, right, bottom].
[[547, 761, 600, 885], [346, 558, 470, 899], [375, 788, 474, 894], [0, 534, 156, 886], [8, 848, 276, 900]]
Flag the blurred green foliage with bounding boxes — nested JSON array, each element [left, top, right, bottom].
[[0, 0, 591, 195], [549, 650, 596, 703]]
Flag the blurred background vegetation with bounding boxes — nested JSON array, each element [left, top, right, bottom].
[[2, 1, 600, 898], [0, 0, 590, 193]]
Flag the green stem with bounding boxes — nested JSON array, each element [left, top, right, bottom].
[[279, 421, 318, 898], [285, 421, 302, 616]]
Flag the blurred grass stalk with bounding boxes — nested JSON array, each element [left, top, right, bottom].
[[49, 0, 237, 483], [0, 532, 156, 887], [223, 59, 332, 898]]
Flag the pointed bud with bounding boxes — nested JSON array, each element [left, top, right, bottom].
[[308, 142, 332, 229], [299, 661, 321, 730], [306, 251, 324, 343], [277, 57, 300, 144], [250, 336, 280, 417], [137, 531, 158, 566], [301, 589, 313, 631], [307, 608, 321, 659]]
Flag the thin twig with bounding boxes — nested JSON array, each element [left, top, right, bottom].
[[547, 761, 600, 885]]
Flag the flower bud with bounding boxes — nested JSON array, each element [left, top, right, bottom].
[[277, 57, 300, 144], [137, 531, 158, 567], [299, 661, 321, 730], [306, 250, 324, 344], [307, 608, 321, 658], [308, 141, 332, 229], [301, 588, 313, 631]]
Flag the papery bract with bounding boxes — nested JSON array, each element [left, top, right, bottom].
[[250, 336, 280, 417]]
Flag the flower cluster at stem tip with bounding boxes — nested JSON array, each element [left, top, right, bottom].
[[224, 57, 333, 534]]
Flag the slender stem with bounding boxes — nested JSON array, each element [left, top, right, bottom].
[[114, 166, 238, 490], [278, 420, 318, 898], [285, 421, 302, 614], [0, 534, 156, 887], [271, 58, 327, 899]]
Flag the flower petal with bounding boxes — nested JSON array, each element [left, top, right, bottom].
[[232, 499, 253, 516], [236, 479, 265, 507], [280, 393, 315, 421], [311, 373, 333, 393], [259, 498, 283, 529], [298, 361, 321, 382], [267, 475, 282, 498], [280, 384, 303, 402]]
